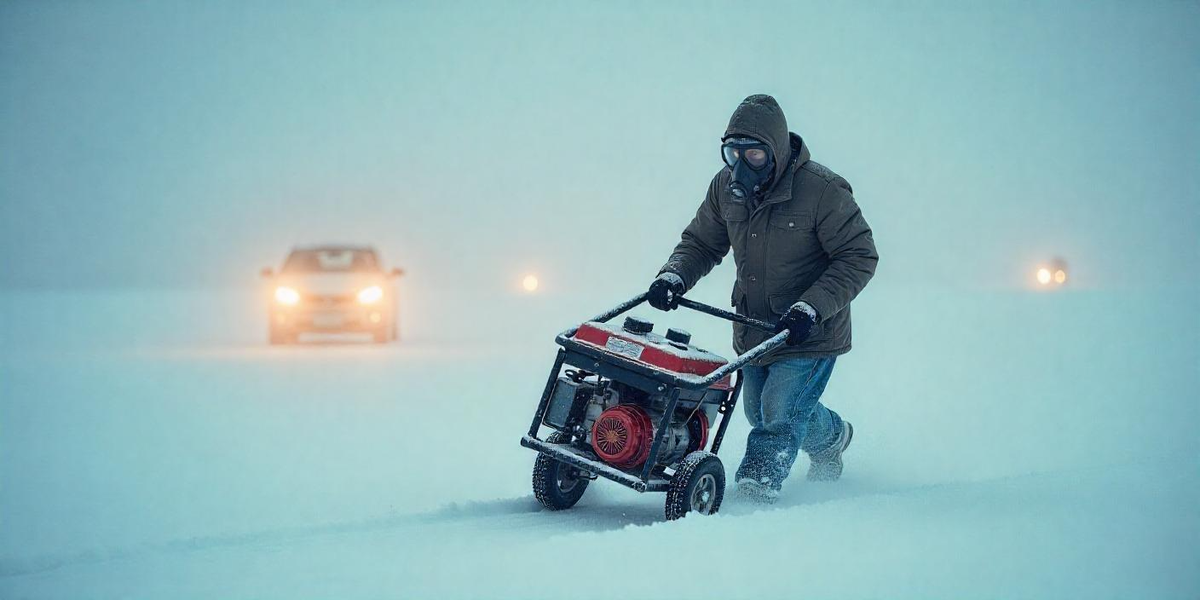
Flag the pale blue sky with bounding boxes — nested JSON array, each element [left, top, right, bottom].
[[2, 1, 1197, 291]]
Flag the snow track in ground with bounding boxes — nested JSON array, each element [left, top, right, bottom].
[[3, 461, 1194, 598], [1, 288, 1197, 598]]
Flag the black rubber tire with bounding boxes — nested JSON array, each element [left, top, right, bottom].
[[533, 432, 590, 511], [665, 451, 725, 521]]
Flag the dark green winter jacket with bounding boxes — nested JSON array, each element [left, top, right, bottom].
[[660, 95, 878, 363]]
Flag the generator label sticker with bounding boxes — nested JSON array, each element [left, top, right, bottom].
[[605, 337, 644, 360]]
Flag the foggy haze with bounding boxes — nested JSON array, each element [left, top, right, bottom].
[[3, 3, 1199, 597], [2, 1, 1197, 295]]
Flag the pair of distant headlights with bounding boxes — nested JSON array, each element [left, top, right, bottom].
[[274, 286, 383, 306]]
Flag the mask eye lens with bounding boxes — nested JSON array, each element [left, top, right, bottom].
[[721, 146, 739, 167], [722, 143, 770, 170], [744, 148, 768, 168]]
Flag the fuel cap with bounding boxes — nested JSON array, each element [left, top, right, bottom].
[[665, 328, 692, 345], [622, 316, 653, 335]]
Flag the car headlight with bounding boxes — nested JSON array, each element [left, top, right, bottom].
[[357, 285, 383, 304], [1035, 258, 1069, 288], [275, 286, 300, 305]]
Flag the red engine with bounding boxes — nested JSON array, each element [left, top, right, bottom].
[[591, 404, 708, 470]]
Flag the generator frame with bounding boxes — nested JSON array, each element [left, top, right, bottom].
[[520, 292, 788, 493]]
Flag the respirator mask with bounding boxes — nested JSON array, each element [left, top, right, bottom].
[[721, 137, 775, 201]]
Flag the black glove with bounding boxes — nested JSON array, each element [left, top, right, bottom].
[[775, 301, 818, 346], [646, 272, 685, 311]]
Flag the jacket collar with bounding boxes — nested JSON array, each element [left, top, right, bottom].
[[758, 134, 809, 207]]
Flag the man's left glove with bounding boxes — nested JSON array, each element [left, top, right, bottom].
[[646, 272, 685, 311], [775, 301, 818, 346]]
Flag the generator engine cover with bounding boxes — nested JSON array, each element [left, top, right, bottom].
[[591, 404, 654, 469], [573, 320, 733, 390]]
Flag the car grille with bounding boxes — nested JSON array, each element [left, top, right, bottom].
[[301, 293, 356, 308]]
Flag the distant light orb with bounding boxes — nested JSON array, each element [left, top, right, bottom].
[[1036, 268, 1052, 285], [522, 274, 540, 293], [1054, 269, 1067, 284]]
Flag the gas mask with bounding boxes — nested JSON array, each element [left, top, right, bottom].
[[721, 137, 775, 201]]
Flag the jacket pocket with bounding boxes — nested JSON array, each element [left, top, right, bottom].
[[766, 212, 816, 282], [731, 285, 745, 309], [768, 289, 804, 317], [767, 212, 809, 233], [767, 212, 813, 250]]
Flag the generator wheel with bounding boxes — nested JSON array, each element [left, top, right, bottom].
[[533, 432, 590, 511], [665, 451, 725, 520]]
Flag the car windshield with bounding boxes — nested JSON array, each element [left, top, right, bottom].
[[282, 249, 379, 273]]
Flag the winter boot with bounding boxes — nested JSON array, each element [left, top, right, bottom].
[[807, 421, 854, 482], [735, 478, 779, 504]]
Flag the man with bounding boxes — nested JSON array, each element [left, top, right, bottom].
[[646, 94, 878, 502]]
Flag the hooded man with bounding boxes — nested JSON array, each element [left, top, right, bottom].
[[645, 94, 878, 502]]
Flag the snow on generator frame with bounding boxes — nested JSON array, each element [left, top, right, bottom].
[[520, 293, 790, 520]]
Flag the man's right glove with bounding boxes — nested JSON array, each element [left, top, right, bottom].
[[775, 301, 818, 346], [646, 272, 685, 311]]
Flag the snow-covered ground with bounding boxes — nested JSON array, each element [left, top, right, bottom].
[[1, 286, 1197, 598]]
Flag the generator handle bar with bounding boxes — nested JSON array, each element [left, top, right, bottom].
[[674, 296, 776, 332], [588, 292, 652, 325], [695, 330, 788, 386], [588, 293, 777, 333]]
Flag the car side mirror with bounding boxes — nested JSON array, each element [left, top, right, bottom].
[[390, 267, 405, 278], [261, 267, 274, 278]]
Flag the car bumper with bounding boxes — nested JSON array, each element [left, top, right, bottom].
[[270, 306, 391, 333]]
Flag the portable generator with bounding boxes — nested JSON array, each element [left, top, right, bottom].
[[520, 292, 789, 520]]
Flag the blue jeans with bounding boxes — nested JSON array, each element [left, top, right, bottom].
[[735, 357, 842, 490]]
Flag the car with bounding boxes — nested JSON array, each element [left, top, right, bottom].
[[1035, 257, 1069, 289], [261, 245, 403, 345]]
